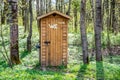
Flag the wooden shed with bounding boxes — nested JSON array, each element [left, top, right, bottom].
[[37, 11, 70, 67]]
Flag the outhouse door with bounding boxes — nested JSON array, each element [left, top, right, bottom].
[[41, 15, 67, 66]]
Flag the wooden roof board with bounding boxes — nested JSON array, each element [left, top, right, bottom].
[[37, 11, 71, 20]]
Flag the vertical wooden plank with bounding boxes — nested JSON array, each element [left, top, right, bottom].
[[57, 17, 60, 65], [47, 17, 50, 66], [62, 18, 67, 65], [55, 15, 59, 66], [50, 16, 53, 66], [46, 17, 48, 66], [62, 19, 68, 66], [66, 20, 68, 66], [55, 17, 57, 66], [41, 19, 47, 66], [50, 16, 52, 66], [53, 16, 56, 66], [40, 20, 42, 66], [59, 17, 62, 65], [56, 15, 59, 66], [60, 17, 62, 65], [56, 16, 59, 66], [62, 19, 65, 65]]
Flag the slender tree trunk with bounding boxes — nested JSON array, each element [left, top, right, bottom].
[[27, 0, 33, 52], [60, 0, 63, 12], [66, 0, 71, 16], [118, 3, 120, 32], [40, 0, 43, 15], [95, 0, 102, 61], [111, 0, 116, 33], [22, 0, 25, 26], [36, 0, 41, 63], [74, 7, 78, 32], [48, 0, 51, 12], [106, 0, 113, 62], [90, 0, 95, 22], [8, 0, 20, 64], [80, 0, 89, 64], [36, 0, 40, 15], [24, 0, 29, 32], [56, 0, 58, 10], [1, 1, 8, 24], [64, 5, 66, 13], [1, 10, 12, 68]]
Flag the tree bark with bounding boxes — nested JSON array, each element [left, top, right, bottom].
[[48, 0, 51, 12], [1, 1, 8, 24], [110, 0, 116, 33], [66, 0, 71, 16], [27, 0, 33, 52], [80, 0, 89, 64], [95, 0, 102, 61], [36, 0, 40, 15], [74, 7, 78, 32], [8, 0, 20, 64], [90, 0, 95, 22]]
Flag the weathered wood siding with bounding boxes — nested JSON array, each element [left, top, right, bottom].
[[40, 14, 68, 66]]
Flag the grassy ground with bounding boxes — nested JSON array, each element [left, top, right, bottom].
[[0, 26, 120, 80], [0, 50, 120, 80]]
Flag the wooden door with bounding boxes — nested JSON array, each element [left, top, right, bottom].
[[46, 16, 63, 66], [41, 15, 67, 66]]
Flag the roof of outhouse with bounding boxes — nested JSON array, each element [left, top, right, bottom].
[[37, 11, 71, 20]]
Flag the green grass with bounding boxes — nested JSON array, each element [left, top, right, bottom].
[[0, 53, 120, 80], [0, 25, 120, 80]]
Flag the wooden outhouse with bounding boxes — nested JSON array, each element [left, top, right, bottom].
[[37, 11, 70, 67]]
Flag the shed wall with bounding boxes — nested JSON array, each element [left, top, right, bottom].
[[40, 14, 68, 66]]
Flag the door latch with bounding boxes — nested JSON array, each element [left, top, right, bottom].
[[44, 41, 50, 45]]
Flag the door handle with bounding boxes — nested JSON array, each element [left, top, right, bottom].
[[44, 41, 50, 45]]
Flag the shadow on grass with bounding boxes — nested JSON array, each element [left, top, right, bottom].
[[32, 63, 67, 72], [76, 64, 88, 80], [0, 60, 9, 68], [25, 63, 65, 78], [96, 61, 104, 80], [109, 56, 113, 63], [20, 50, 29, 59]]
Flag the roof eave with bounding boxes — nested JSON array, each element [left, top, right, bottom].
[[37, 11, 71, 20]]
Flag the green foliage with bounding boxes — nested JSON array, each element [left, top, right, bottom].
[[1, 21, 120, 80], [101, 31, 120, 48], [0, 27, 120, 79], [1, 56, 120, 80]]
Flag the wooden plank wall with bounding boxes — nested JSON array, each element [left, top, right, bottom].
[[40, 15, 68, 66]]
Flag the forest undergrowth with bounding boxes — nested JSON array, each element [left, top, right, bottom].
[[0, 26, 120, 80]]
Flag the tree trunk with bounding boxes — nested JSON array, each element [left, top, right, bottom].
[[90, 0, 95, 22], [74, 7, 78, 32], [56, 0, 58, 10], [80, 0, 89, 64], [95, 0, 102, 61], [111, 0, 116, 33], [27, 0, 33, 52], [66, 0, 71, 16], [48, 0, 51, 12], [22, 0, 25, 26], [8, 0, 20, 64], [40, 0, 43, 15], [1, 1, 8, 24], [36, 0, 40, 15], [36, 0, 41, 63]]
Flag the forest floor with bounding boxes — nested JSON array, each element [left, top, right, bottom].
[[0, 27, 120, 80], [0, 49, 120, 80]]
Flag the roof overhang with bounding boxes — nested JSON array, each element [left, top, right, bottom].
[[37, 11, 71, 20]]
